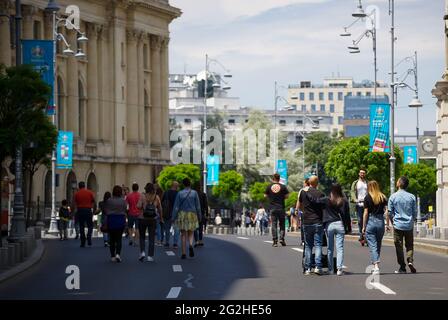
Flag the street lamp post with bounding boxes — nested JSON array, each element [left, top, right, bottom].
[[390, 0, 396, 195]]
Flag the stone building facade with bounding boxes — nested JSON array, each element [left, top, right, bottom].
[[432, 0, 448, 236], [0, 0, 181, 217]]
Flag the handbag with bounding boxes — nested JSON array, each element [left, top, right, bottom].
[[100, 215, 108, 233]]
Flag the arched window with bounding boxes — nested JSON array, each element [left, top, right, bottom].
[[87, 172, 98, 195], [57, 76, 64, 130], [66, 171, 77, 207], [78, 80, 85, 139], [144, 89, 149, 145]]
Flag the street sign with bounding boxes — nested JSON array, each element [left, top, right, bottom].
[[369, 103, 390, 153], [56, 131, 73, 169], [276, 159, 288, 185], [22, 40, 55, 116], [418, 136, 437, 159], [403, 146, 418, 164], [206, 155, 220, 186]]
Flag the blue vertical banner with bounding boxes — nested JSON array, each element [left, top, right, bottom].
[[369, 103, 390, 153], [207, 155, 220, 186], [403, 146, 418, 164], [22, 40, 55, 115], [276, 159, 288, 185], [56, 131, 73, 169]]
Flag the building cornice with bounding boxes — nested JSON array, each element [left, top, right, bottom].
[[432, 79, 448, 101], [134, 0, 181, 21]]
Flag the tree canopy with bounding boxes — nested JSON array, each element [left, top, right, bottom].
[[400, 163, 436, 199], [157, 164, 201, 191], [212, 170, 244, 206]]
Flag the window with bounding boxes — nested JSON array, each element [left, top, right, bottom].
[[291, 104, 297, 110], [301, 105, 306, 112], [357, 92, 362, 97], [144, 90, 150, 144], [279, 120, 286, 126], [311, 104, 316, 112], [347, 92, 352, 97], [328, 92, 334, 101], [184, 119, 192, 124], [330, 104, 335, 113], [121, 42, 125, 67], [228, 119, 236, 125], [338, 116, 344, 125], [295, 135, 303, 144], [320, 104, 325, 112], [366, 91, 371, 96], [309, 92, 315, 101], [300, 93, 305, 101], [296, 120, 303, 125], [78, 80, 85, 139], [33, 21, 41, 39], [319, 92, 324, 101], [338, 92, 344, 101]]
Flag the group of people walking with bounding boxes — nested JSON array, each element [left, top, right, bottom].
[[57, 178, 209, 262], [264, 170, 418, 276]]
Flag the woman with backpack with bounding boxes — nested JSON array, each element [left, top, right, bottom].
[[137, 183, 163, 262], [104, 186, 127, 262], [171, 178, 201, 259]]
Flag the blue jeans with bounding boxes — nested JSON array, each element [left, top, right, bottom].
[[365, 215, 385, 264], [326, 221, 345, 271], [77, 208, 93, 245], [303, 223, 324, 270], [164, 220, 179, 246], [156, 220, 164, 242], [356, 205, 364, 238]]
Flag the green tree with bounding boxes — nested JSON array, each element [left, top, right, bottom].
[[400, 163, 436, 199], [212, 170, 244, 207], [157, 164, 200, 191], [249, 181, 270, 206], [325, 135, 403, 196], [285, 191, 298, 210]]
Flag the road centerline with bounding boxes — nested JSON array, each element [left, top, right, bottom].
[[370, 282, 397, 295], [166, 287, 182, 299], [172, 265, 183, 272]]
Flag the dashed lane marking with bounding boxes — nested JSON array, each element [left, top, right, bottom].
[[166, 287, 182, 299], [264, 241, 273, 244], [370, 282, 397, 295], [291, 247, 304, 253], [166, 251, 175, 256], [172, 265, 183, 272], [237, 237, 250, 240]]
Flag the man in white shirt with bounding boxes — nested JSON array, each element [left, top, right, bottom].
[[350, 169, 368, 241]]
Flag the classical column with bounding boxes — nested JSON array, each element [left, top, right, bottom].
[[86, 22, 100, 142], [98, 25, 108, 142], [0, 1, 11, 66], [137, 33, 145, 145], [66, 31, 79, 135], [43, 10, 52, 40], [126, 29, 139, 143], [22, 5, 35, 39], [160, 37, 170, 150], [150, 34, 162, 147]]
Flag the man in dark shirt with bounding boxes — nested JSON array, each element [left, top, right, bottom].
[[264, 173, 289, 247], [161, 181, 179, 249], [299, 175, 325, 275]]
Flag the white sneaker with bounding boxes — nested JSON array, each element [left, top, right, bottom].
[[139, 252, 145, 262], [372, 266, 380, 275], [304, 269, 312, 275], [115, 254, 121, 263], [313, 267, 322, 275], [337, 269, 344, 276], [147, 256, 154, 262]]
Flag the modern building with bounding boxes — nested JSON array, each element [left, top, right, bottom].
[[287, 78, 390, 135], [0, 0, 181, 221], [432, 0, 448, 235], [343, 95, 390, 137]]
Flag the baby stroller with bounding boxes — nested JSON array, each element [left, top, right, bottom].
[[301, 230, 337, 274]]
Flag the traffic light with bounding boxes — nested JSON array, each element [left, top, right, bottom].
[[198, 79, 214, 98]]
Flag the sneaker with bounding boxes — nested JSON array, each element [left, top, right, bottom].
[[129, 240, 133, 246], [59, 238, 64, 241], [272, 241, 278, 247], [189, 246, 195, 257], [313, 267, 322, 275], [147, 256, 154, 262], [337, 269, 344, 276], [87, 239, 92, 246], [104, 242, 109, 247], [181, 254, 186, 259], [115, 254, 121, 263], [280, 240, 287, 247], [194, 243, 199, 248], [304, 269, 312, 275], [139, 252, 146, 262], [394, 268, 407, 274], [372, 266, 380, 275], [408, 263, 417, 274], [111, 257, 116, 262]]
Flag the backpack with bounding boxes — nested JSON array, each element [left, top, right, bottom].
[[143, 196, 157, 219]]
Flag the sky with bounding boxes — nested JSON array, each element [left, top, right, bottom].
[[168, 0, 446, 136]]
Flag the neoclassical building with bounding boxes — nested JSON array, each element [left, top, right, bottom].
[[432, 0, 448, 237], [0, 0, 181, 219]]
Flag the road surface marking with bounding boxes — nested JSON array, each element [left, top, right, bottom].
[[166, 287, 182, 299], [291, 247, 304, 253], [264, 241, 273, 244], [166, 251, 175, 256], [370, 282, 396, 295], [237, 237, 249, 240], [172, 265, 183, 272], [184, 274, 194, 288]]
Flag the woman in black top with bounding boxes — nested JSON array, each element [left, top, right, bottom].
[[308, 184, 351, 275], [362, 180, 388, 275]]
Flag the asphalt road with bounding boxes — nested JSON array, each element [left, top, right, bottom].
[[0, 232, 447, 300]]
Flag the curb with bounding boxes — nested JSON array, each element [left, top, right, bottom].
[[0, 239, 45, 284]]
